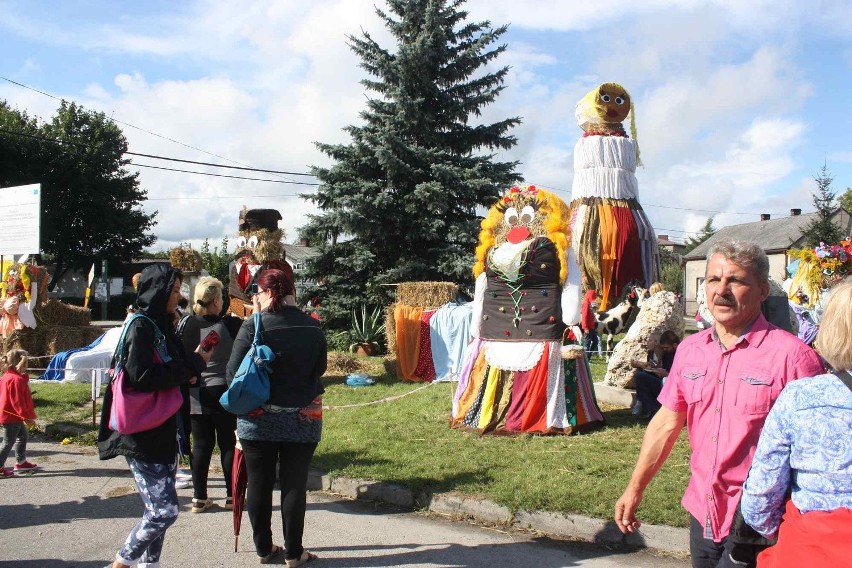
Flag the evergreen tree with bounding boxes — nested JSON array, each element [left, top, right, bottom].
[[302, 0, 520, 328], [839, 187, 852, 214], [659, 248, 683, 296], [802, 165, 841, 247], [683, 217, 716, 254]]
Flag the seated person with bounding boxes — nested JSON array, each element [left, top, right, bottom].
[[631, 330, 680, 419]]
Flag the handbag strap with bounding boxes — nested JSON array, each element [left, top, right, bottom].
[[834, 370, 852, 392], [252, 311, 263, 346], [113, 313, 166, 363]]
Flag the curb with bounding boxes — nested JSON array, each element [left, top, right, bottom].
[[307, 471, 690, 554]]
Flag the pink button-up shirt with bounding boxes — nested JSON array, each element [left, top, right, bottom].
[[658, 313, 824, 541]]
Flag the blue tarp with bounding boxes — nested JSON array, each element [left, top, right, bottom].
[[40, 332, 106, 381]]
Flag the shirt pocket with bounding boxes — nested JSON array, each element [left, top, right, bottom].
[[680, 366, 706, 405], [734, 370, 775, 415]]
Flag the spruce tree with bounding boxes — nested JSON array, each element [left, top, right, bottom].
[[684, 217, 716, 254], [302, 0, 520, 328], [802, 165, 841, 247]]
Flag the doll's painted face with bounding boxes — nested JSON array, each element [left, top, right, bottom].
[[494, 186, 544, 245], [597, 83, 630, 123]]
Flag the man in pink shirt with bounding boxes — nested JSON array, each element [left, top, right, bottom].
[[614, 240, 824, 568]]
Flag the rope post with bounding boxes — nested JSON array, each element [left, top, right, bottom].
[[91, 369, 97, 427]]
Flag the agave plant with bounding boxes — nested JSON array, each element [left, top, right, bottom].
[[349, 305, 386, 355]]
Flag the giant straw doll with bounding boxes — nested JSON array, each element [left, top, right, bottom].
[[451, 185, 605, 435], [228, 207, 294, 317], [570, 83, 659, 310]]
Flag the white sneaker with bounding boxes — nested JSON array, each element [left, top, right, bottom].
[[175, 479, 192, 489], [176, 469, 192, 480]]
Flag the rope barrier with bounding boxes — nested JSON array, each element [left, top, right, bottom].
[[322, 381, 438, 410]]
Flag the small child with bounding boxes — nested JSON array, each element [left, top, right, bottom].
[[631, 330, 680, 420], [0, 349, 38, 477]]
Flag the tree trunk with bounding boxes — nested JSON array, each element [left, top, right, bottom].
[[48, 257, 68, 292]]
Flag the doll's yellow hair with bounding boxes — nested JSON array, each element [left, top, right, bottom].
[[473, 186, 571, 284]]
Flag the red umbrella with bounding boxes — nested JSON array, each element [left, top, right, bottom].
[[232, 442, 248, 552]]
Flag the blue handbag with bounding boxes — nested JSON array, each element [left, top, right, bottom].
[[220, 312, 274, 415]]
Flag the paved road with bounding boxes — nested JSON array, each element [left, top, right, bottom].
[[0, 440, 689, 567]]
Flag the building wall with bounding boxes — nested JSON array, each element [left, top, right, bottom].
[[684, 259, 706, 316], [685, 252, 789, 315]]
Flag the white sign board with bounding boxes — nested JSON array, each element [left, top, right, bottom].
[[0, 184, 41, 255]]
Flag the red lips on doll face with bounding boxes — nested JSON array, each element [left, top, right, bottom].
[[507, 225, 531, 244]]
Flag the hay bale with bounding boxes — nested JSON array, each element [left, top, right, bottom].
[[4, 325, 103, 357], [385, 305, 397, 354], [395, 281, 457, 309], [325, 352, 364, 376], [36, 298, 91, 326]]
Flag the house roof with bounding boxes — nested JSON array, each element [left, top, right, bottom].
[[283, 243, 319, 264], [684, 212, 820, 260]]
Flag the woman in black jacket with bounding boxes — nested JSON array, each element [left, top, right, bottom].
[[179, 276, 238, 512], [98, 264, 211, 568], [226, 268, 326, 567]]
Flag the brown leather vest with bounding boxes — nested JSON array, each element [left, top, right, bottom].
[[480, 237, 565, 341]]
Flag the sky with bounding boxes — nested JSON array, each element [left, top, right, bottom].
[[2, 0, 852, 253]]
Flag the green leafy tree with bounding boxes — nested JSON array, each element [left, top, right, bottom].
[[302, 0, 521, 328], [200, 237, 231, 285], [659, 248, 683, 296], [0, 100, 156, 289], [802, 165, 841, 247], [683, 217, 716, 254], [839, 187, 852, 214]]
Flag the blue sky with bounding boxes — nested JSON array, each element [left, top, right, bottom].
[[2, 0, 851, 251]]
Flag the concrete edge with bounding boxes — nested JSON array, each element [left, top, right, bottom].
[[309, 469, 690, 554]]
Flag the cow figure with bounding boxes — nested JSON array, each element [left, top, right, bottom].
[[594, 284, 648, 358]]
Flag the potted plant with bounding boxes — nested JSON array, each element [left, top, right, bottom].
[[349, 305, 385, 356]]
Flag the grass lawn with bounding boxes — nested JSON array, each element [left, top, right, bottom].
[[28, 353, 691, 527]]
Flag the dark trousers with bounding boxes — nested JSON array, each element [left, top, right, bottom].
[[634, 371, 663, 417], [689, 516, 740, 568], [190, 413, 237, 500], [241, 439, 318, 560], [583, 329, 599, 355]]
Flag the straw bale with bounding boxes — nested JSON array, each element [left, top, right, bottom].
[[4, 325, 103, 357], [395, 281, 457, 309], [36, 298, 91, 326], [325, 352, 365, 376], [384, 305, 397, 354]]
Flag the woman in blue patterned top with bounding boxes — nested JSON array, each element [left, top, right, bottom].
[[226, 269, 327, 567], [741, 279, 852, 567]]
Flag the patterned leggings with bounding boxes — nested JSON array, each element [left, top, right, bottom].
[[115, 457, 179, 567]]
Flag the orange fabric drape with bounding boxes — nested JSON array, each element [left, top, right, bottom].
[[394, 305, 424, 381], [597, 204, 618, 310]]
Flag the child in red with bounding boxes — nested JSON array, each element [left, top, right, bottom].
[[0, 349, 37, 477]]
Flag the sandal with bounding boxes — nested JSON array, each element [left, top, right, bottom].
[[190, 498, 213, 513], [286, 550, 317, 567], [223, 497, 233, 510], [259, 544, 283, 564]]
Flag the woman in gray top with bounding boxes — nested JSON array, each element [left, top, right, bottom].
[[179, 276, 238, 513]]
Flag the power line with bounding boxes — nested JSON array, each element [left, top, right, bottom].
[[131, 163, 319, 185], [0, 127, 316, 178], [1, 76, 314, 181]]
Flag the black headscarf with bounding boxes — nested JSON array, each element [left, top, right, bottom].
[[135, 263, 181, 330]]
